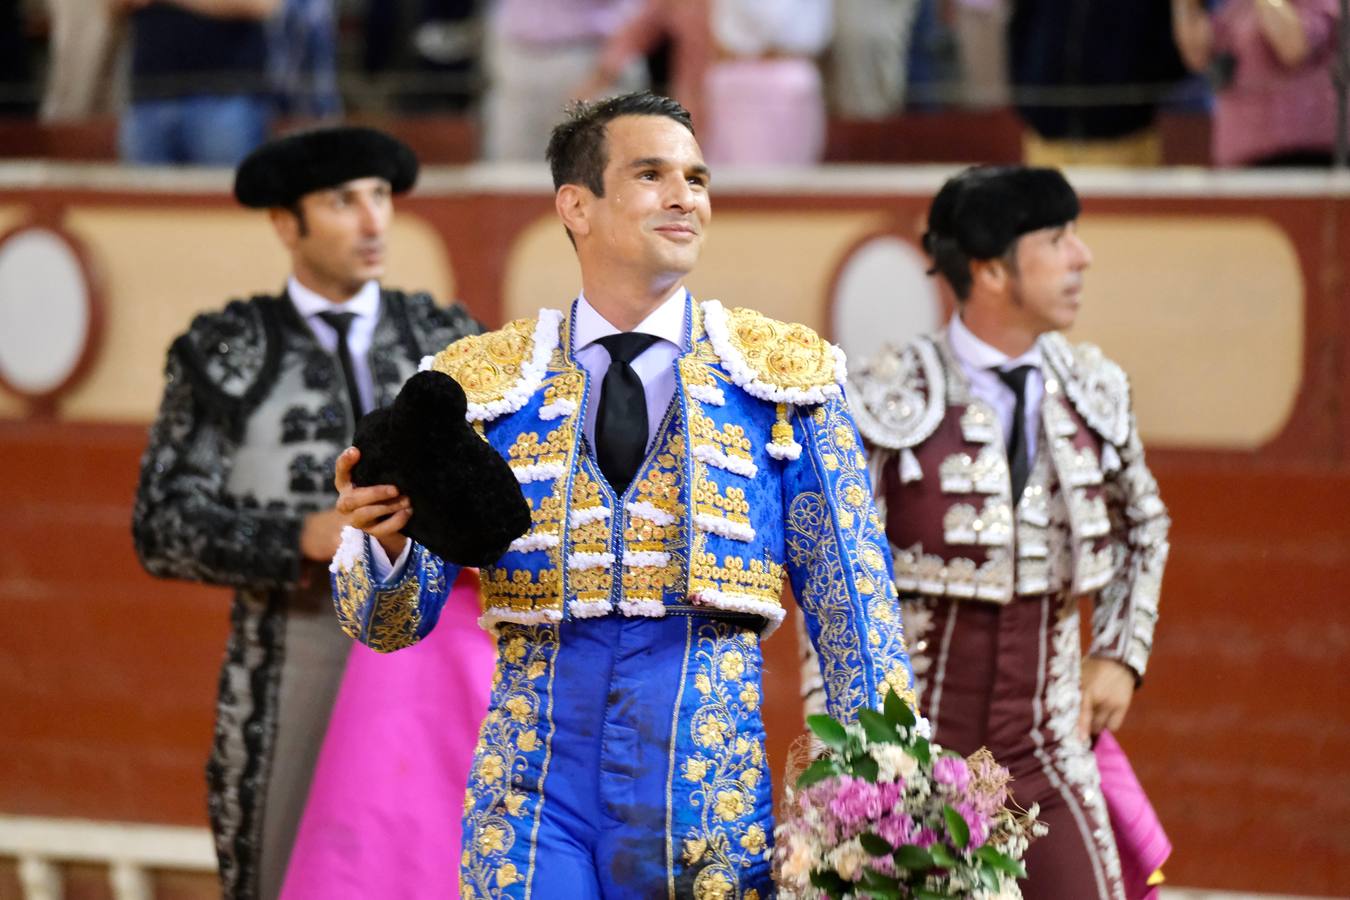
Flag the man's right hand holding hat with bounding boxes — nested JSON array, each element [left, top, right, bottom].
[[334, 451, 411, 561], [334, 370, 532, 568]]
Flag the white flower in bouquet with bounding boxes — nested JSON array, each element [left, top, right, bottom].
[[915, 715, 933, 740], [828, 838, 869, 882], [871, 743, 918, 782]]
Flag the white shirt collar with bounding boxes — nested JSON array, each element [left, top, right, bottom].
[[573, 286, 688, 353], [287, 276, 381, 321], [947, 313, 1042, 373]]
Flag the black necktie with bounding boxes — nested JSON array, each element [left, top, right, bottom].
[[594, 332, 660, 496], [317, 310, 365, 426], [995, 365, 1035, 504]]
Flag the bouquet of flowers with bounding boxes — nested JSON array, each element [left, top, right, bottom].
[[775, 692, 1043, 899]]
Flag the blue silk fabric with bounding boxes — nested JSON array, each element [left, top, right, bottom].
[[332, 295, 914, 897], [463, 615, 775, 898]]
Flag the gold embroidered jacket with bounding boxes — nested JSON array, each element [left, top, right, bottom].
[[849, 331, 1169, 678], [332, 296, 915, 719]]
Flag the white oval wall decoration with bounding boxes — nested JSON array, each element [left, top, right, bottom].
[[829, 234, 944, 370], [0, 226, 96, 401]]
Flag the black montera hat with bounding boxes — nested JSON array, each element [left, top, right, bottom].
[[350, 370, 531, 567], [923, 166, 1080, 260], [233, 126, 419, 208]]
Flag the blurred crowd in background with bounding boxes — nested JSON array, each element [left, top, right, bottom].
[[0, 0, 1342, 169]]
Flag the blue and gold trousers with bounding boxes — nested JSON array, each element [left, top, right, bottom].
[[460, 615, 776, 899]]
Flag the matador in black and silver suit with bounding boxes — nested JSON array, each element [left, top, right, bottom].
[[132, 127, 480, 899]]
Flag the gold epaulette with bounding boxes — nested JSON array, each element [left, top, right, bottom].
[[700, 300, 845, 405], [426, 309, 564, 422]]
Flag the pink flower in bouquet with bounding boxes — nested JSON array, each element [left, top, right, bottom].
[[868, 852, 899, 877], [933, 755, 971, 793], [875, 811, 916, 847], [827, 777, 901, 830], [913, 826, 939, 849], [955, 800, 991, 847]]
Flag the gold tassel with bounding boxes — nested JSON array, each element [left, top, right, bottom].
[[772, 403, 793, 446], [768, 403, 802, 460]]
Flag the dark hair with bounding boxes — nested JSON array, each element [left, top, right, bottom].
[[546, 91, 695, 196], [924, 233, 1022, 302], [924, 234, 975, 301]]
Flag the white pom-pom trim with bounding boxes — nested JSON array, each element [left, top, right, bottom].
[[619, 598, 667, 618], [694, 513, 756, 543], [567, 599, 612, 619], [330, 525, 368, 574], [686, 382, 726, 406], [465, 309, 563, 422], [692, 443, 759, 477], [623, 550, 671, 567], [701, 300, 846, 405], [690, 588, 786, 637], [625, 500, 677, 526], [765, 440, 802, 461], [539, 398, 578, 421], [567, 551, 616, 570], [479, 607, 563, 632], [512, 461, 566, 483], [418, 354, 435, 372], [569, 506, 612, 528], [507, 532, 560, 553]]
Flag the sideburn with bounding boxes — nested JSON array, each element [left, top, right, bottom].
[[1001, 245, 1022, 308], [285, 202, 309, 237]]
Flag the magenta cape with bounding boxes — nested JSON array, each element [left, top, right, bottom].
[[1095, 729, 1172, 900], [280, 572, 494, 899]]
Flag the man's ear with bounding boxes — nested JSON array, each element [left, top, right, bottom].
[[555, 184, 592, 240], [269, 206, 300, 249], [972, 257, 1010, 295]]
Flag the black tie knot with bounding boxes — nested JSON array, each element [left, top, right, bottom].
[[596, 331, 660, 366], [995, 364, 1035, 396], [317, 310, 357, 337]]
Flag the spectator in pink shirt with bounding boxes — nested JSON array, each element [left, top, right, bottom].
[[1173, 0, 1340, 166]]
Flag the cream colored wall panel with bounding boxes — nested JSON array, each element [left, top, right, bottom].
[[500, 216, 582, 322], [0, 205, 28, 233], [685, 212, 892, 332], [25, 208, 454, 423], [385, 216, 455, 302], [1071, 216, 1302, 449]]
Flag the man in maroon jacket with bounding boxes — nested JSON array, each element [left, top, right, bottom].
[[842, 165, 1171, 900]]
